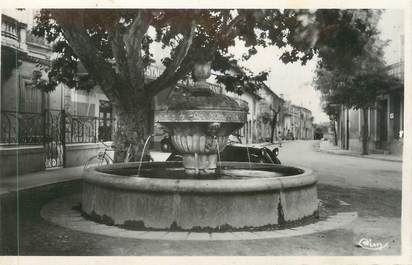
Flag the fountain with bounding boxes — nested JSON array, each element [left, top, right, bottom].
[[81, 61, 318, 231]]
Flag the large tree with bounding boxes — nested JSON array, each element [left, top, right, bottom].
[[32, 9, 380, 161], [313, 35, 403, 154], [322, 101, 340, 146], [270, 105, 282, 143]]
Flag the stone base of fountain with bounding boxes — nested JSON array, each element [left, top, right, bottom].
[[183, 153, 218, 175], [81, 162, 318, 231]]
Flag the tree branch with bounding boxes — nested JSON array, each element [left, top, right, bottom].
[[147, 57, 195, 97], [50, 10, 121, 104], [145, 19, 196, 96], [123, 11, 152, 91], [221, 13, 247, 41], [109, 22, 130, 82]]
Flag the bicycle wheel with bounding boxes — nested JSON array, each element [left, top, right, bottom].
[[84, 155, 110, 169]]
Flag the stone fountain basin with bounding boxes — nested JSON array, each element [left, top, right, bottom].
[[82, 162, 318, 231]]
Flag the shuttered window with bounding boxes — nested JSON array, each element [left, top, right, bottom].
[[20, 79, 42, 113]]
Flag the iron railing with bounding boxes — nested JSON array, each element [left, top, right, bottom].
[[66, 113, 98, 144], [1, 109, 114, 145], [1, 109, 115, 169], [1, 110, 44, 145]]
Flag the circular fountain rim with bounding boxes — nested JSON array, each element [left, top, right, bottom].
[[82, 162, 317, 194]]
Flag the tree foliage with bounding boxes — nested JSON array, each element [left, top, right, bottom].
[[313, 45, 402, 110], [32, 9, 383, 108], [313, 10, 403, 110]]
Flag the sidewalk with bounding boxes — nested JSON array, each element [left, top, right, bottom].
[[0, 166, 84, 195], [317, 140, 402, 163]]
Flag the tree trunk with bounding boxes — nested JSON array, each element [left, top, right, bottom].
[[112, 103, 152, 163], [331, 119, 338, 146], [361, 108, 369, 155], [270, 112, 278, 143]]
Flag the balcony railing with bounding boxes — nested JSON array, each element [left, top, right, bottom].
[[1, 14, 27, 51], [1, 19, 19, 41]]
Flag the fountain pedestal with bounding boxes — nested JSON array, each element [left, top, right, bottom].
[[183, 153, 218, 175], [156, 62, 247, 176]]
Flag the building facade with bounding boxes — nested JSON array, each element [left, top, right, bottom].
[[224, 89, 261, 144], [335, 61, 404, 155], [1, 10, 114, 176], [281, 101, 314, 140], [255, 84, 285, 143]]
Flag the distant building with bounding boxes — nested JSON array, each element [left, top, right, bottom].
[[281, 101, 314, 140], [223, 89, 261, 144], [296, 105, 314, 140], [255, 83, 285, 143], [224, 83, 285, 144]]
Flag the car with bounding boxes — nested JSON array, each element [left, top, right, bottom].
[[283, 131, 294, 140], [166, 143, 281, 164]]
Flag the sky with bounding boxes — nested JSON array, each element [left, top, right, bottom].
[[226, 9, 404, 124]]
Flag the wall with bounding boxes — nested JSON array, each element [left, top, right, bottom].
[[0, 143, 111, 177], [226, 91, 258, 144], [1, 68, 20, 111], [0, 145, 45, 177], [49, 84, 109, 117], [336, 104, 403, 155], [65, 143, 108, 167], [347, 109, 361, 152]]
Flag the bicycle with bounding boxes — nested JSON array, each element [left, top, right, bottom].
[[228, 133, 242, 144], [84, 141, 115, 169], [84, 142, 153, 169]]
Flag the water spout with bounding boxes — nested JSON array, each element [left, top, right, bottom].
[[215, 136, 222, 173], [246, 145, 252, 170], [137, 134, 153, 176]]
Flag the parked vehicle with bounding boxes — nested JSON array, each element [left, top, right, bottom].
[[160, 136, 175, 152], [283, 131, 294, 140], [166, 143, 281, 164]]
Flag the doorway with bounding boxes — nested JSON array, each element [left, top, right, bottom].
[[377, 99, 388, 148]]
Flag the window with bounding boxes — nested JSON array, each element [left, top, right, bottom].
[[20, 80, 43, 113], [98, 100, 113, 141]]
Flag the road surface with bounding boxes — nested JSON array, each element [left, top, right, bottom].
[[278, 140, 402, 191]]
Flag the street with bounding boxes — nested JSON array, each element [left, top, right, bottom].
[[0, 140, 402, 256], [279, 140, 402, 191]]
